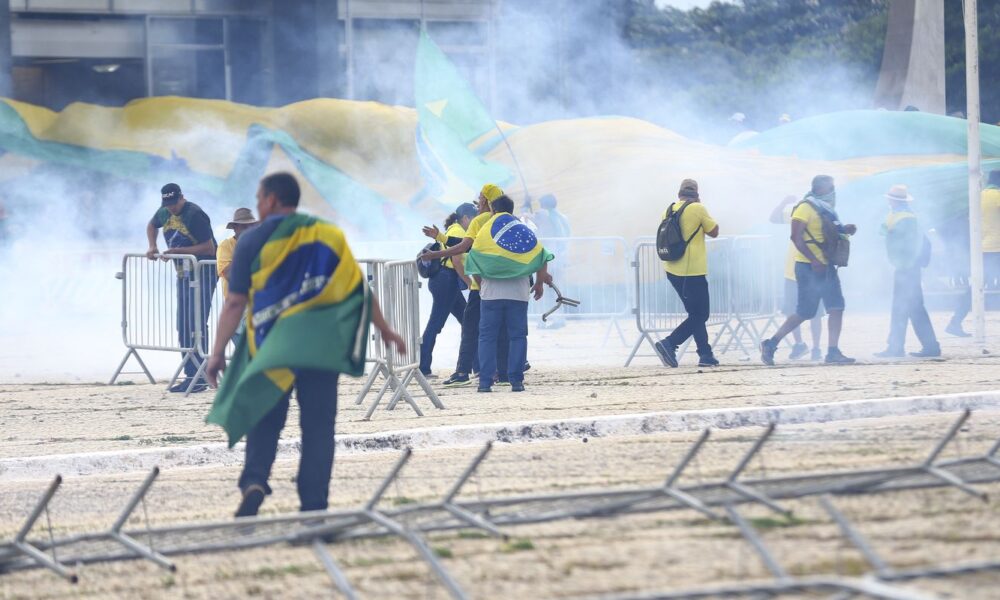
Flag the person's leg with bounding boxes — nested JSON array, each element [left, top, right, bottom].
[[176, 275, 197, 378], [506, 301, 529, 385], [454, 291, 480, 375], [662, 274, 695, 347], [783, 278, 805, 346], [497, 322, 510, 382], [885, 268, 908, 352], [762, 264, 816, 365], [237, 395, 291, 509], [477, 300, 501, 389], [449, 279, 467, 324], [295, 370, 339, 512], [809, 314, 823, 350], [948, 276, 971, 334], [687, 276, 712, 357], [907, 269, 939, 353], [193, 266, 216, 379], [419, 270, 457, 374]]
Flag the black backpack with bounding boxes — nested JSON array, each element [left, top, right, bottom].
[[656, 201, 701, 261], [416, 243, 443, 279]]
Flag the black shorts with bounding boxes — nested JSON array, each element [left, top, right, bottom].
[[783, 278, 825, 318], [794, 262, 844, 319]]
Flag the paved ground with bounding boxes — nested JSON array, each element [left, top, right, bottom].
[[1, 413, 999, 599]]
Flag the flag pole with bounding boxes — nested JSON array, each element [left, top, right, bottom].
[[964, 0, 985, 343]]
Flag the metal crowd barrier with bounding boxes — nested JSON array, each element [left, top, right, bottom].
[[626, 236, 781, 367], [108, 253, 204, 393], [354, 259, 443, 419], [529, 236, 632, 346]]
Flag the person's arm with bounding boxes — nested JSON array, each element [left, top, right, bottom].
[[791, 219, 824, 272], [205, 292, 248, 387], [370, 296, 406, 354], [701, 206, 720, 238], [146, 221, 159, 259], [770, 196, 796, 224], [163, 238, 215, 257], [706, 225, 720, 238], [423, 237, 472, 260], [452, 253, 472, 287]]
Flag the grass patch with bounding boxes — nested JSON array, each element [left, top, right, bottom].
[[350, 557, 394, 568], [391, 496, 417, 506], [161, 575, 175, 588], [253, 564, 312, 578], [112, 435, 132, 441], [160, 435, 195, 443], [457, 531, 489, 540], [500, 538, 534, 553], [115, 381, 136, 386], [791, 556, 868, 577], [433, 546, 454, 559]]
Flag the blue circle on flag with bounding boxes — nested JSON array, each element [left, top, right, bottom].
[[491, 214, 537, 254]]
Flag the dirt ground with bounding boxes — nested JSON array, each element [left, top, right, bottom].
[[2, 413, 1000, 599]]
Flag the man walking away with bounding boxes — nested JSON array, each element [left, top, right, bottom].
[[983, 169, 1000, 290], [653, 179, 721, 368], [875, 185, 940, 358], [146, 183, 218, 393], [770, 195, 824, 360], [205, 172, 405, 518], [760, 175, 858, 366], [464, 195, 552, 393]]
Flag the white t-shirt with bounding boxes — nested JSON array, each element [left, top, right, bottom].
[[480, 276, 531, 302]]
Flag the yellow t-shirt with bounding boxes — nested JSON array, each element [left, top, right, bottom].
[[434, 222, 467, 269], [464, 212, 492, 291], [662, 201, 718, 277], [982, 187, 1000, 252], [778, 204, 796, 281], [216, 236, 237, 297], [791, 202, 827, 265]]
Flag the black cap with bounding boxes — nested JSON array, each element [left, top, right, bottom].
[[161, 183, 182, 206]]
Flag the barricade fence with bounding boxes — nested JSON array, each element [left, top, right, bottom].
[[626, 236, 782, 366]]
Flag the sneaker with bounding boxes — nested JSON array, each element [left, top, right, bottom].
[[511, 382, 525, 392], [825, 348, 856, 364], [443, 373, 471, 387], [421, 371, 439, 380], [909, 347, 942, 358], [653, 340, 678, 368], [760, 339, 778, 366], [698, 355, 720, 367], [788, 343, 808, 360], [494, 375, 511, 387], [945, 322, 971, 338], [187, 383, 209, 394], [235, 485, 266, 518], [523, 362, 531, 372], [810, 348, 822, 361], [477, 385, 492, 393], [874, 349, 905, 358], [169, 378, 193, 393]]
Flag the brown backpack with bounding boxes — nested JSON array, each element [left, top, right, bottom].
[[799, 200, 850, 267]]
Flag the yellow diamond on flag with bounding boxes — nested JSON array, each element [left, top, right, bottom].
[[424, 99, 448, 117]]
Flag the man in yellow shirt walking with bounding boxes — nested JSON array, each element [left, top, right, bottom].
[[217, 207, 258, 298], [653, 179, 721, 368], [761, 175, 858, 365]]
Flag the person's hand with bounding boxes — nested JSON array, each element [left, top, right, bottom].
[[205, 354, 226, 388], [532, 280, 545, 301], [422, 225, 440, 240], [146, 246, 159, 260], [381, 329, 407, 355], [810, 260, 827, 274], [541, 271, 553, 286], [461, 275, 473, 288], [843, 224, 858, 235]]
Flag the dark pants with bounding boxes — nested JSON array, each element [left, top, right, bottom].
[[660, 273, 712, 357], [419, 268, 467, 374], [177, 267, 217, 379], [239, 370, 339, 512], [887, 268, 939, 352], [478, 299, 528, 387], [456, 291, 508, 375]]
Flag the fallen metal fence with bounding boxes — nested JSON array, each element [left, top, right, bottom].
[[3, 410, 999, 599], [626, 236, 782, 367], [354, 259, 443, 420], [108, 253, 203, 392]]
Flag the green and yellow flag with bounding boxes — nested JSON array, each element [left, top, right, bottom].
[[463, 213, 553, 280], [207, 213, 370, 447]]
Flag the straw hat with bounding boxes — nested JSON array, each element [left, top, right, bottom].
[[226, 207, 257, 229], [885, 184, 913, 203]]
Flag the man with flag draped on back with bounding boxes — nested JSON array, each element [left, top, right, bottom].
[[464, 195, 553, 393], [204, 172, 406, 518]]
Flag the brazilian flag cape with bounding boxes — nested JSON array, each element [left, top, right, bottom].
[[207, 213, 371, 447], [463, 212, 554, 280]]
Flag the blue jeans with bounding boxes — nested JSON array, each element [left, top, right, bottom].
[[238, 370, 339, 512], [419, 268, 467, 374], [478, 299, 528, 387]]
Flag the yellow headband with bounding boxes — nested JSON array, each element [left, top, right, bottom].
[[480, 183, 504, 203]]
